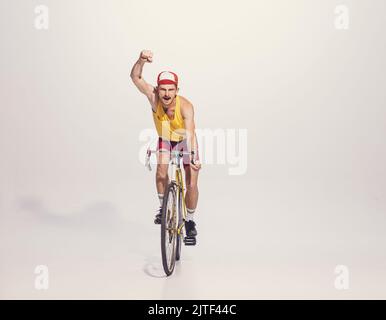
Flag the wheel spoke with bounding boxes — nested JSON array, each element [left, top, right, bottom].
[[162, 185, 178, 273]]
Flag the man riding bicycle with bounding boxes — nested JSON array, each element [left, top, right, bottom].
[[130, 50, 201, 241]]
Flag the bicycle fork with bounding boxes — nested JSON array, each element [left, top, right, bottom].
[[175, 168, 186, 236]]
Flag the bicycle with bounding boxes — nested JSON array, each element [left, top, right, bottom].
[[145, 148, 196, 276]]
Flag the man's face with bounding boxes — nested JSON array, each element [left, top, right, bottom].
[[157, 84, 178, 106]]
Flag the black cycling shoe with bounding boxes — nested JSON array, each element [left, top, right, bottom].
[[154, 207, 162, 224], [184, 220, 197, 246], [184, 220, 197, 237]]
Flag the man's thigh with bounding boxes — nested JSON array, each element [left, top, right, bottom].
[[157, 137, 171, 166], [156, 149, 170, 164]]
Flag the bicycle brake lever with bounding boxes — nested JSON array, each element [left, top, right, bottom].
[[145, 149, 152, 171]]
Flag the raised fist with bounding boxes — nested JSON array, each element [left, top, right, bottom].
[[140, 50, 153, 63]]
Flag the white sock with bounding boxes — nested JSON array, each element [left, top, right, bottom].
[[158, 194, 164, 206], [186, 208, 195, 221]]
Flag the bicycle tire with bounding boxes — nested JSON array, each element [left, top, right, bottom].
[[175, 188, 183, 261], [161, 182, 178, 276]]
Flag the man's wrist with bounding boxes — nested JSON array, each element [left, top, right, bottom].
[[190, 150, 198, 162], [137, 58, 146, 66]]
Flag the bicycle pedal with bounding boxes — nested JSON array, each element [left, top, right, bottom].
[[183, 236, 197, 246]]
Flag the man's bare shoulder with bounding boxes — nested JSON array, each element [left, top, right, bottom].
[[179, 96, 194, 119], [180, 96, 194, 119], [179, 95, 193, 105], [179, 95, 194, 110]]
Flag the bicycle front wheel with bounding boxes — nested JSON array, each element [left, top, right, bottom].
[[161, 183, 178, 276], [175, 188, 183, 261]]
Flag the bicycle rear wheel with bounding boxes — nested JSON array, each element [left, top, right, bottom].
[[161, 183, 178, 276]]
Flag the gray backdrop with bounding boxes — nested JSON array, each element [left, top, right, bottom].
[[1, 0, 385, 299]]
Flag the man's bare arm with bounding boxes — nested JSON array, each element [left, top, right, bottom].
[[182, 101, 201, 170], [130, 50, 156, 105]]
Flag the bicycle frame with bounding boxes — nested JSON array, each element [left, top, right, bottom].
[[175, 163, 187, 235], [145, 148, 191, 234]]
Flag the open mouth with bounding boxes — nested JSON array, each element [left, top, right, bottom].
[[163, 97, 171, 101]]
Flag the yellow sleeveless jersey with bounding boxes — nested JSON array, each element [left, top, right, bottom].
[[152, 95, 186, 142]]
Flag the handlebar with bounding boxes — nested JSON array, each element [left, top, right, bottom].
[[147, 149, 194, 155], [145, 149, 196, 171]]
